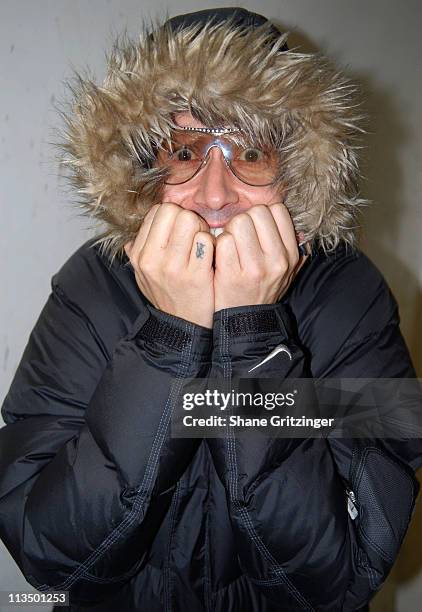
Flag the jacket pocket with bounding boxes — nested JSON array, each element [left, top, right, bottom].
[[351, 446, 416, 565], [342, 444, 419, 610]]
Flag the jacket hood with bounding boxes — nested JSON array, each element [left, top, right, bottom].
[[58, 8, 366, 261]]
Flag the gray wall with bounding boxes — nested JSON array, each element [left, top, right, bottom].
[[1, 1, 421, 610]]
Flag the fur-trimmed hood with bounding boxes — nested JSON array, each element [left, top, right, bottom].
[[58, 8, 366, 261]]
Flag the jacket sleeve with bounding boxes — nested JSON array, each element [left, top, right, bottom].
[[206, 256, 421, 611], [0, 277, 212, 605]]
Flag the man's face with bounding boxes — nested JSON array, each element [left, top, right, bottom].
[[161, 112, 284, 230]]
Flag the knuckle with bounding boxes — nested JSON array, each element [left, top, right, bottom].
[[248, 264, 264, 281], [229, 213, 249, 230], [163, 259, 180, 277], [146, 203, 160, 217], [270, 201, 286, 212], [161, 202, 179, 213], [217, 233, 233, 249], [248, 204, 268, 219], [269, 268, 283, 283], [291, 251, 300, 267], [278, 258, 290, 274], [178, 209, 200, 226], [138, 256, 153, 274], [195, 231, 213, 244]]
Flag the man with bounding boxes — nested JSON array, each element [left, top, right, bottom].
[[0, 8, 421, 612]]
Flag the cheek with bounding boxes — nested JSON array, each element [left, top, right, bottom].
[[161, 182, 284, 208], [264, 184, 285, 204], [161, 184, 177, 203], [240, 185, 285, 207], [161, 184, 193, 207]]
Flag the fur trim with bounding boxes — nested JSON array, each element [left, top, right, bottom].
[[56, 16, 367, 261]]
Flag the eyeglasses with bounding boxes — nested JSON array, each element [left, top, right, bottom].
[[155, 127, 279, 187]]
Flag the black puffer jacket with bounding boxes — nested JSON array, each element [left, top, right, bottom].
[[1, 239, 421, 611]]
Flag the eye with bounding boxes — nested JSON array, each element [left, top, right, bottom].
[[172, 147, 197, 162], [239, 148, 264, 162]]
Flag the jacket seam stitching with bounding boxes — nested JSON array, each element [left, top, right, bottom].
[[220, 311, 314, 612], [34, 321, 194, 591], [204, 476, 213, 611], [164, 480, 181, 612], [340, 323, 397, 351], [52, 282, 111, 361]]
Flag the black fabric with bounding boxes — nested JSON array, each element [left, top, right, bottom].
[[137, 312, 193, 351], [223, 308, 282, 336], [0, 239, 421, 612], [165, 8, 288, 51]]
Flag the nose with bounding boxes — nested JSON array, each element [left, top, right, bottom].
[[192, 147, 239, 210]]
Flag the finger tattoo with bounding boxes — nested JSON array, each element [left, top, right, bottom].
[[196, 242, 205, 259]]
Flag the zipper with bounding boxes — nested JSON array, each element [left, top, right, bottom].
[[346, 489, 358, 520]]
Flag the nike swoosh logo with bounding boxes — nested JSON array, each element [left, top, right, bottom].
[[248, 344, 292, 373]]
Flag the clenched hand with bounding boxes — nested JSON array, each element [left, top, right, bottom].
[[124, 203, 215, 328], [214, 203, 307, 310], [125, 203, 308, 327]]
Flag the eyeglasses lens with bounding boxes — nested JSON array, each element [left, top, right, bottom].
[[157, 133, 278, 186]]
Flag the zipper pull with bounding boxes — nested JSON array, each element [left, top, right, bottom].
[[346, 490, 358, 520]]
